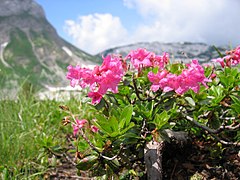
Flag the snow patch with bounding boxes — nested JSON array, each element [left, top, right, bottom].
[[38, 85, 84, 101], [45, 85, 82, 92], [0, 42, 10, 67], [81, 64, 96, 69], [62, 46, 73, 57], [2, 42, 8, 47]]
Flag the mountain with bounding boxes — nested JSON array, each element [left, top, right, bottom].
[[0, 0, 228, 99], [98, 41, 227, 64], [0, 0, 99, 97]]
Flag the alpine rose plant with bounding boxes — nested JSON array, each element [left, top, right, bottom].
[[67, 54, 125, 104], [212, 45, 240, 67], [148, 59, 211, 94], [64, 46, 240, 179]]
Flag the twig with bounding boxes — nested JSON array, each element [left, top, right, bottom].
[[102, 96, 110, 110], [140, 119, 151, 138], [182, 113, 240, 146], [126, 94, 133, 104], [183, 113, 240, 134], [79, 129, 123, 160], [170, 160, 178, 180], [78, 129, 100, 153], [212, 135, 240, 146], [132, 75, 146, 101], [68, 106, 123, 160], [45, 146, 76, 166], [132, 74, 157, 102]]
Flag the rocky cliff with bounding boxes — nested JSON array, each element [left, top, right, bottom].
[[0, 0, 99, 98]]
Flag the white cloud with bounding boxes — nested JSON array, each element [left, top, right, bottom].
[[124, 0, 240, 46], [64, 13, 128, 54], [64, 1, 240, 54]]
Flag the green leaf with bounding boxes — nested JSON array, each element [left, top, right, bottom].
[[153, 111, 170, 130], [152, 66, 159, 74], [218, 67, 239, 89], [95, 114, 119, 136], [219, 75, 229, 88], [185, 96, 195, 107], [208, 86, 224, 105], [94, 98, 105, 110], [77, 140, 89, 151], [130, 93, 137, 101], [95, 115, 120, 137], [230, 95, 240, 105], [0, 166, 5, 172], [231, 67, 239, 77], [94, 114, 112, 134], [104, 159, 120, 172], [204, 65, 214, 77], [119, 105, 133, 129], [136, 103, 152, 119], [119, 86, 130, 95], [230, 95, 240, 114], [109, 116, 119, 132], [110, 108, 121, 119], [76, 155, 98, 171], [110, 131, 121, 138], [119, 122, 135, 135], [168, 63, 185, 75], [129, 169, 137, 176], [213, 45, 224, 58], [1, 167, 9, 180]]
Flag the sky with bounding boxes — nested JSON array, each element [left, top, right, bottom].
[[35, 0, 240, 55]]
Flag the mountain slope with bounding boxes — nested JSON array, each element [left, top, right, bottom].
[[0, 0, 99, 96], [98, 41, 227, 64]]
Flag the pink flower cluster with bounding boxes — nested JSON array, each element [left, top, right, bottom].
[[148, 60, 211, 94], [126, 48, 169, 70], [72, 119, 99, 136], [66, 55, 125, 104], [67, 48, 211, 101], [212, 46, 240, 67], [72, 119, 88, 136]]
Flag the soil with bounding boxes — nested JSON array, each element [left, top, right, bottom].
[[43, 136, 240, 180], [163, 139, 240, 180]]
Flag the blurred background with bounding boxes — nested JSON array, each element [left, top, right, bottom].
[[1, 0, 239, 98], [37, 0, 240, 55]]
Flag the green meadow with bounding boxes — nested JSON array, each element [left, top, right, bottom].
[[0, 85, 89, 179]]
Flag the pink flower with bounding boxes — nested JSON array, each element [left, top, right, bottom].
[[210, 73, 216, 79], [225, 46, 240, 66], [91, 55, 124, 100], [66, 54, 125, 104], [212, 45, 240, 67], [66, 65, 82, 87], [178, 60, 211, 94], [126, 48, 169, 70], [188, 60, 211, 87], [98, 71, 120, 94], [72, 119, 88, 136], [91, 125, 99, 133], [148, 70, 168, 92], [66, 65, 94, 88], [88, 92, 103, 104], [162, 74, 180, 93], [127, 48, 153, 69], [148, 60, 211, 95], [88, 55, 124, 100], [212, 58, 225, 68], [153, 52, 169, 69]]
